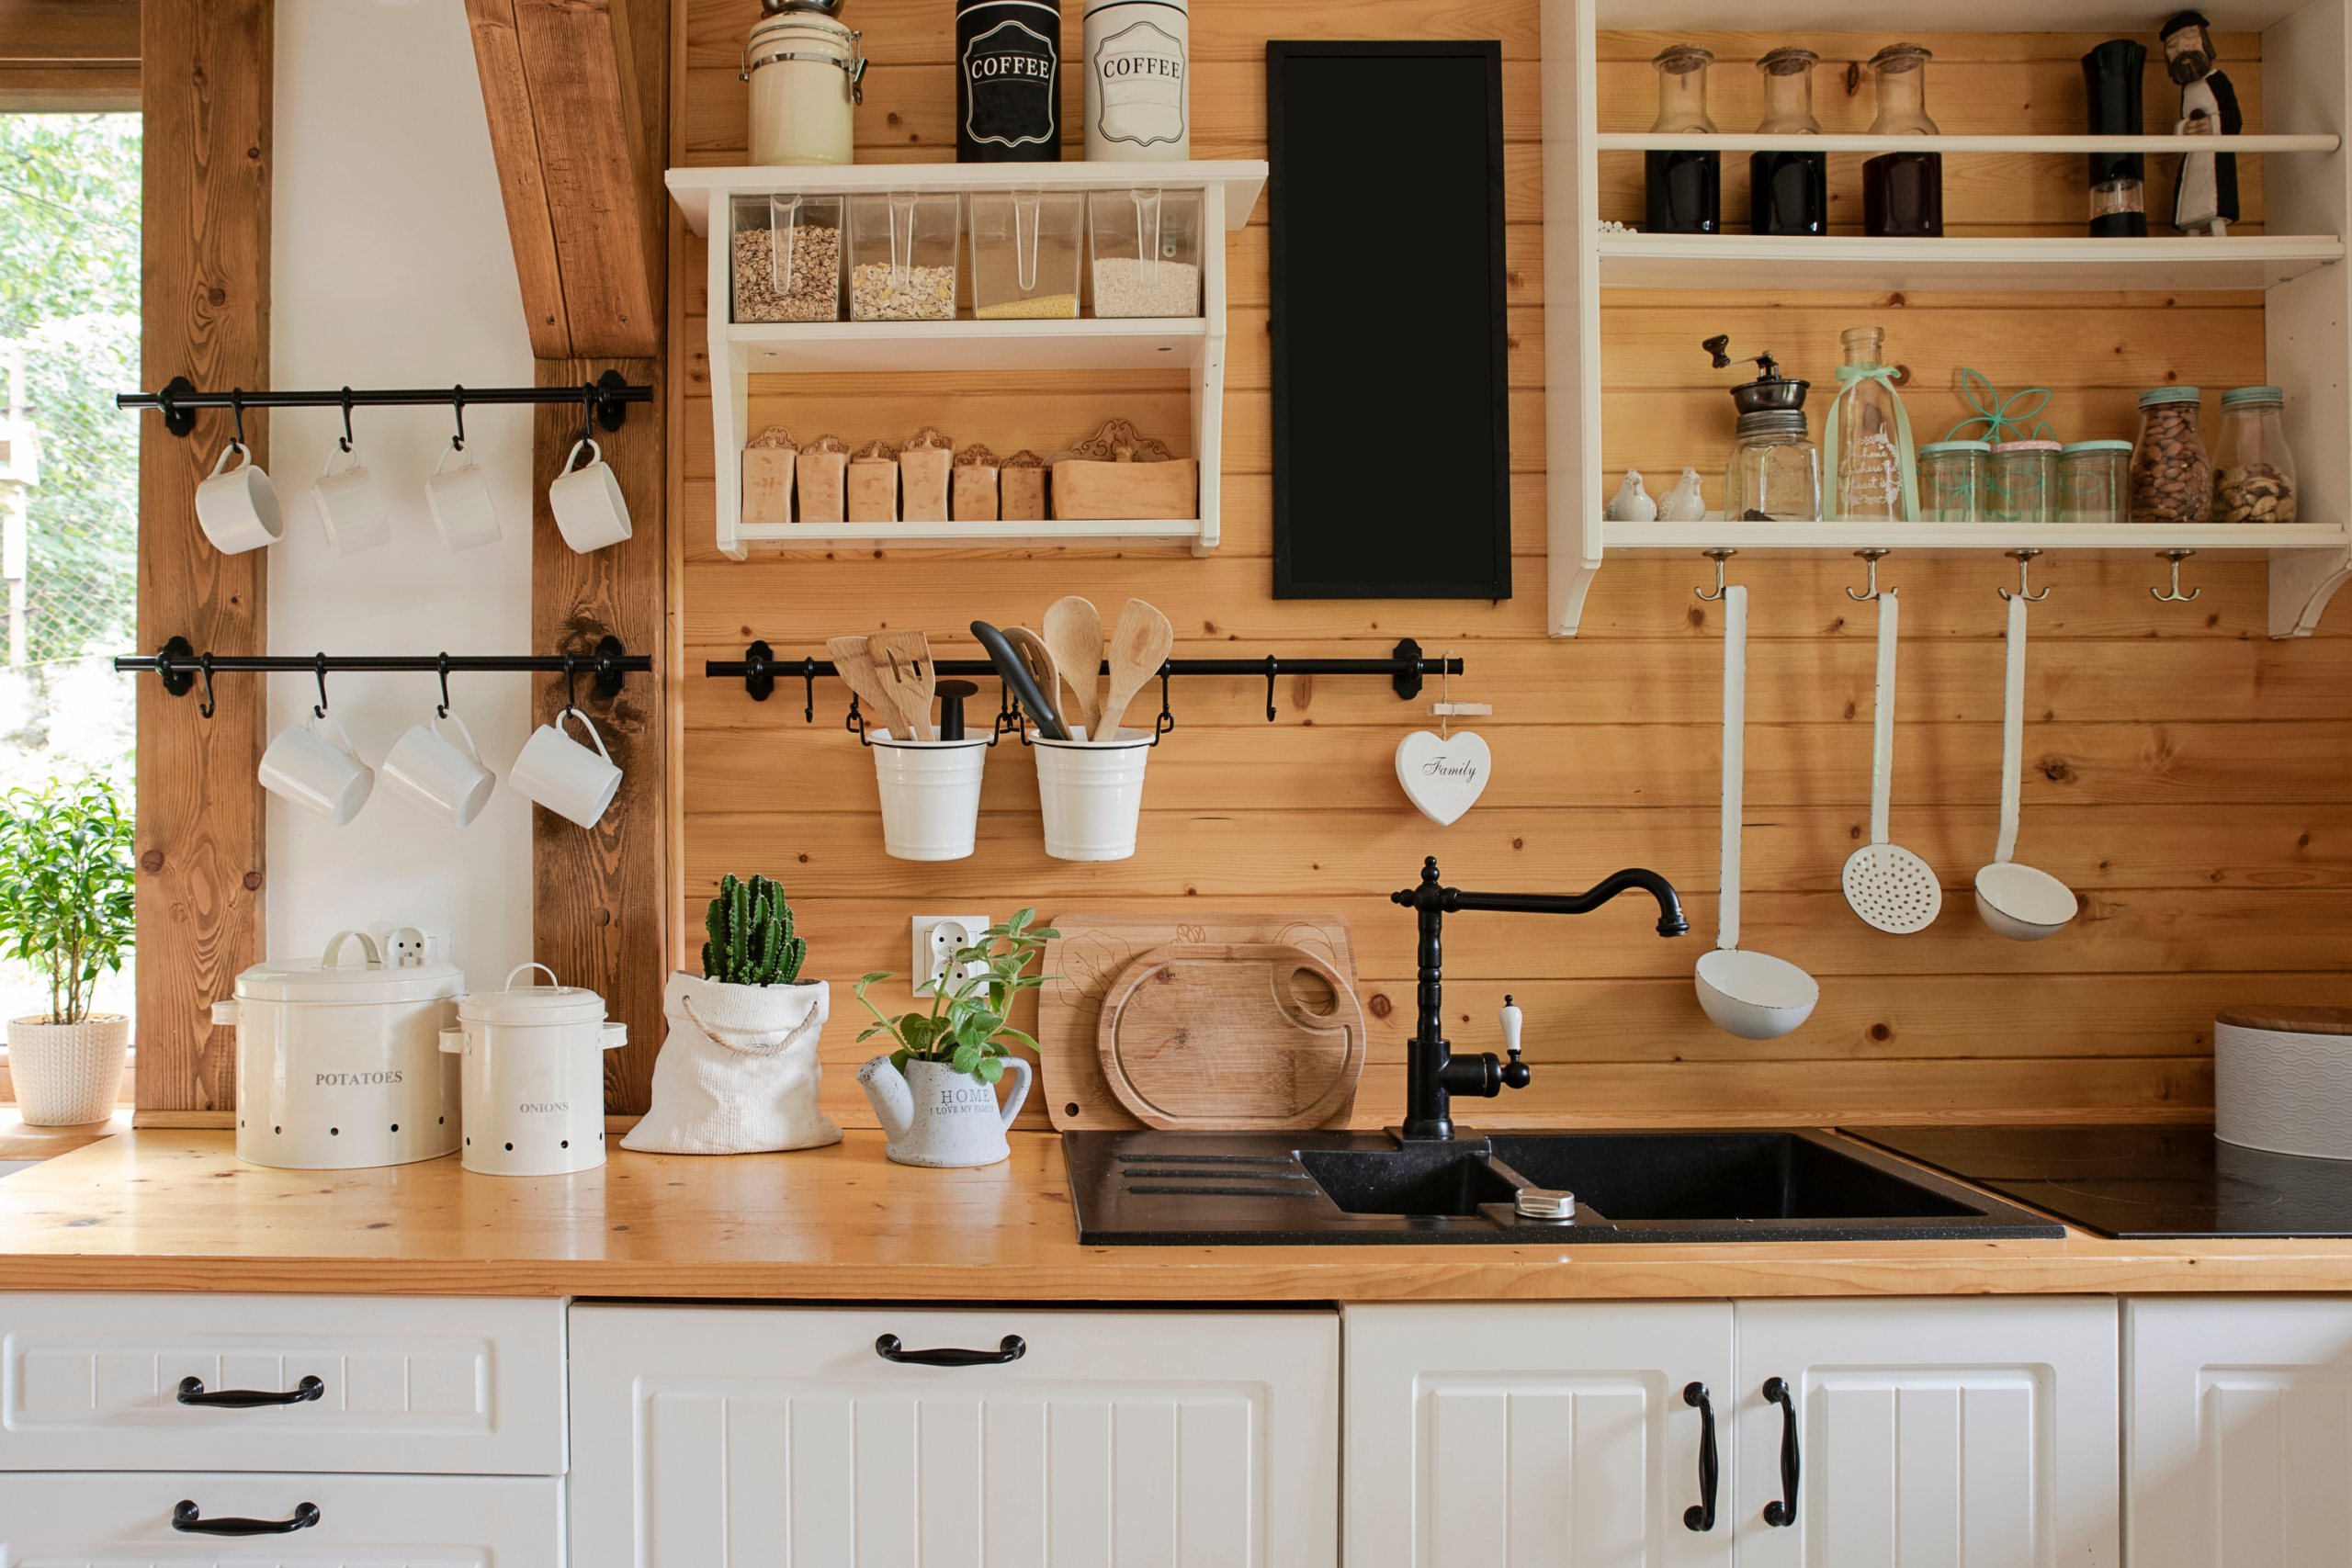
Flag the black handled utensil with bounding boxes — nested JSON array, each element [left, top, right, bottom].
[[971, 619, 1068, 739]]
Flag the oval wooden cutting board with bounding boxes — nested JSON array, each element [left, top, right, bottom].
[[1094, 942, 1365, 1130]]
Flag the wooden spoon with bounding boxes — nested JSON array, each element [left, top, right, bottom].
[[866, 629, 936, 741], [1099, 598, 1173, 740], [825, 636, 910, 737], [1041, 595, 1104, 739]]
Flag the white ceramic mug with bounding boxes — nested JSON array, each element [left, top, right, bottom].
[[381, 709, 496, 829], [258, 710, 373, 826], [425, 443, 501, 553], [313, 441, 390, 555], [510, 706, 622, 828], [194, 442, 283, 555], [548, 439, 632, 554]]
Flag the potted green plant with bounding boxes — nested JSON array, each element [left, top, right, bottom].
[[621, 872, 842, 1155], [853, 908, 1055, 1168], [0, 776, 134, 1124]]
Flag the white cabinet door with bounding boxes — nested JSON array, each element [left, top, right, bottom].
[[569, 1303, 1338, 1568], [2126, 1295, 2352, 1568], [1342, 1302, 1736, 1568], [1735, 1298, 2119, 1568]]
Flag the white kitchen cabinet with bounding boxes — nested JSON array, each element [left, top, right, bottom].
[[568, 1303, 1339, 1567], [1343, 1302, 1736, 1568], [2126, 1296, 2352, 1568], [1735, 1297, 2119, 1568]]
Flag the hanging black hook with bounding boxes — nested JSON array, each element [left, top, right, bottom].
[[581, 387, 596, 446], [229, 388, 247, 449], [311, 652, 330, 718], [450, 386, 466, 453], [1155, 667, 1175, 744], [435, 652, 452, 719], [562, 653, 581, 716], [1262, 654, 1280, 723], [801, 657, 817, 722], [198, 652, 217, 720], [337, 387, 355, 454]]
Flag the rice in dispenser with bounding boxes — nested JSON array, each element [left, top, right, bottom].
[[1089, 187, 1202, 317]]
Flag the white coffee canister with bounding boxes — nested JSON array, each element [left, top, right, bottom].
[[1034, 728, 1154, 861], [745, 10, 865, 167], [2216, 1004, 2352, 1159], [220, 928, 464, 1170], [440, 964, 626, 1177], [872, 735, 989, 860], [1083, 0, 1188, 160]]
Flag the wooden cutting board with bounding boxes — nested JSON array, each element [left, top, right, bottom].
[[1096, 943, 1365, 1130], [1038, 911, 1360, 1132]]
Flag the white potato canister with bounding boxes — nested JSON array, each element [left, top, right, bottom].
[[440, 964, 626, 1176], [2216, 1004, 2352, 1158], [219, 928, 463, 1170]]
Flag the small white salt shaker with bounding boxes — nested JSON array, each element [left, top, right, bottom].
[[1605, 469, 1657, 522], [1659, 467, 1707, 522]]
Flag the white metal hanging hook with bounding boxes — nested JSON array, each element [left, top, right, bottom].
[[1696, 547, 1736, 602], [1846, 548, 1891, 602], [1997, 547, 2051, 603], [2152, 548, 2201, 603]]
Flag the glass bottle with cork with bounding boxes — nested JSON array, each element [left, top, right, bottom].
[[1752, 47, 1826, 236], [1863, 44, 1942, 237], [1645, 45, 1720, 234]]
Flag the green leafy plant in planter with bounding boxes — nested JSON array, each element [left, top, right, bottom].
[[703, 873, 806, 987], [854, 908, 1057, 1084], [0, 775, 134, 1025]]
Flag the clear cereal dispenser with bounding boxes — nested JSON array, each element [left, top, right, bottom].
[[731, 193, 842, 322], [969, 189, 1085, 319], [847, 191, 960, 321], [1089, 187, 1203, 317]]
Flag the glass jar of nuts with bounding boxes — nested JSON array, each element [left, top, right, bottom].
[[2212, 386, 2299, 524], [2129, 387, 2211, 523]]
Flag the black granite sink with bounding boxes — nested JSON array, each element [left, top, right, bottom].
[[1063, 1127, 2063, 1245]]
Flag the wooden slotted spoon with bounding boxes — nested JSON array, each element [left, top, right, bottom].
[[1042, 596, 1104, 739], [826, 636, 912, 738], [1099, 598, 1173, 740], [866, 629, 937, 741]]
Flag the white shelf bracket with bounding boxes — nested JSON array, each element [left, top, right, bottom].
[[2270, 547, 2352, 637]]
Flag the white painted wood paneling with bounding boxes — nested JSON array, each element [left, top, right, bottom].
[[1343, 1302, 1737, 1568], [1735, 1297, 2119, 1568], [0, 1294, 565, 1475], [2126, 1296, 2352, 1568], [567, 1303, 1338, 1567], [0, 1471, 561, 1564]]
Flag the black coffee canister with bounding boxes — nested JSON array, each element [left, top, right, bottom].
[[2082, 39, 2150, 237], [957, 0, 1062, 162]]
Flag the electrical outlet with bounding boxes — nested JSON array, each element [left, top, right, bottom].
[[911, 913, 991, 998], [368, 922, 451, 968]]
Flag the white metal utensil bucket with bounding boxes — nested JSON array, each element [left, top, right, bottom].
[[1034, 728, 1154, 861], [872, 735, 989, 860]]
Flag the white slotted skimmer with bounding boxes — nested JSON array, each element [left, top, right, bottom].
[[1975, 592, 2079, 941], [1841, 587, 1943, 932], [1695, 585, 1821, 1039]]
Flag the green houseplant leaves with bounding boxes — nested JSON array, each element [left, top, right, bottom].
[[853, 908, 1057, 1086], [0, 775, 134, 1024]]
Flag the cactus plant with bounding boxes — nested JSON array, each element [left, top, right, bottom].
[[701, 872, 808, 987]]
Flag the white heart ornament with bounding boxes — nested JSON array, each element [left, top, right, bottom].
[[1395, 730, 1492, 827]]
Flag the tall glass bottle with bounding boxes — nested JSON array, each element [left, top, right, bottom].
[[1830, 327, 1908, 522], [1862, 43, 1942, 237], [1645, 45, 1719, 234], [1751, 47, 1826, 236]]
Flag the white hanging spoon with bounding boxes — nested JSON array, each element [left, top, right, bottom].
[[1975, 592, 2078, 941], [1841, 588, 1943, 933]]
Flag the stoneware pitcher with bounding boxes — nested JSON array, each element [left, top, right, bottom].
[[855, 1055, 1032, 1168]]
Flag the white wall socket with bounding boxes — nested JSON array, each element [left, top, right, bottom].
[[911, 913, 991, 998], [368, 921, 451, 967]]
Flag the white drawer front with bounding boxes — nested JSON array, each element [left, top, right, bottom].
[[0, 1472, 560, 1565], [570, 1303, 1340, 1568], [0, 1295, 564, 1474]]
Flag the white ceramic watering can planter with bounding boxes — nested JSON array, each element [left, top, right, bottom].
[[856, 1055, 1032, 1168]]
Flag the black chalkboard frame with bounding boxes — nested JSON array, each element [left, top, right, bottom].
[[1266, 39, 1510, 602]]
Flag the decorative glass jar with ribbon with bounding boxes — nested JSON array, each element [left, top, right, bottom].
[[1823, 327, 1917, 522]]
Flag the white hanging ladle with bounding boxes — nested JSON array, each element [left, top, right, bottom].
[[1695, 583, 1820, 1038], [1841, 585, 1944, 933], [1975, 589, 2078, 941]]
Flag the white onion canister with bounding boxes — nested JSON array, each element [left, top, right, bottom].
[[220, 929, 463, 1171], [745, 11, 865, 167], [1082, 0, 1188, 160], [441, 964, 626, 1177]]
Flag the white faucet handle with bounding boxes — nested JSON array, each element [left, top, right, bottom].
[[1499, 994, 1522, 1059]]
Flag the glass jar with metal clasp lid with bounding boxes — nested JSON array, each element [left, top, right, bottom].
[[744, 0, 866, 167], [1917, 440, 1989, 522]]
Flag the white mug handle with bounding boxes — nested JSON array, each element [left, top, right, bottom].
[[312, 709, 363, 761], [434, 708, 481, 762], [209, 441, 249, 478], [320, 929, 384, 970], [563, 438, 600, 474], [503, 962, 561, 991], [319, 441, 360, 480], [433, 441, 469, 478], [557, 705, 612, 762]]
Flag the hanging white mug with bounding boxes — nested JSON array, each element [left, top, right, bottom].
[[509, 706, 622, 829], [381, 709, 497, 829], [258, 710, 373, 826], [425, 443, 502, 553], [548, 438, 632, 554], [194, 441, 283, 555], [313, 440, 390, 555]]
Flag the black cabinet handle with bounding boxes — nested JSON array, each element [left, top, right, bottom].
[[1762, 1376, 1801, 1528], [875, 1334, 1026, 1367], [1682, 1382, 1717, 1531], [177, 1373, 325, 1408], [172, 1499, 321, 1536]]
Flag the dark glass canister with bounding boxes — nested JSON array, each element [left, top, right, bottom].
[[956, 0, 1062, 162], [1750, 47, 1826, 236], [1861, 43, 1943, 237], [1645, 45, 1721, 234]]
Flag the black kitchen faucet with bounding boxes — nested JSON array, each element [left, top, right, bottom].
[[1390, 855, 1690, 1140]]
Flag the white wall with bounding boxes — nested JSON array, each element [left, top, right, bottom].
[[268, 0, 537, 991]]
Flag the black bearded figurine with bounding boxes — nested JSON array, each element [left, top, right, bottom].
[[2162, 9, 2241, 235]]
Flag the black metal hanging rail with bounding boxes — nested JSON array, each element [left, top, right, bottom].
[[708, 637, 1462, 725], [118, 370, 651, 439], [116, 636, 648, 718]]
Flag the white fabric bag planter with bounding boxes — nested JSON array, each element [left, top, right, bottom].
[[872, 735, 989, 860], [621, 972, 842, 1155], [1034, 728, 1155, 861]]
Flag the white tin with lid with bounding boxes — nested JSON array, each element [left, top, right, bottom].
[[220, 927, 464, 1170], [441, 964, 626, 1176], [1083, 0, 1188, 159]]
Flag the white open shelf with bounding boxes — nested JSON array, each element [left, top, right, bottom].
[[1597, 234, 2346, 292], [1608, 520, 2352, 552], [669, 162, 1267, 560]]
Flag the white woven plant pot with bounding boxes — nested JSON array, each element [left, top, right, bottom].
[[7, 1014, 129, 1125]]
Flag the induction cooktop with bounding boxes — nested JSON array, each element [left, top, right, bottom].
[[1841, 1124, 2352, 1239]]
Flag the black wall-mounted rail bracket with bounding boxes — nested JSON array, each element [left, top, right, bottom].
[[116, 637, 650, 716], [121, 370, 650, 438]]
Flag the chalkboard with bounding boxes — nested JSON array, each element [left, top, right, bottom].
[[1266, 41, 1510, 601]]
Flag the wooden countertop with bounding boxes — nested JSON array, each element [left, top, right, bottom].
[[0, 1130, 2347, 1299]]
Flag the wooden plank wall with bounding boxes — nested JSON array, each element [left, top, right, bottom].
[[676, 0, 2346, 1131]]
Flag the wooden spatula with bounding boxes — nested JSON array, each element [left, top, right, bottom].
[[1002, 626, 1059, 729], [1042, 595, 1104, 739], [866, 629, 936, 741], [825, 636, 910, 737], [1099, 598, 1173, 740]]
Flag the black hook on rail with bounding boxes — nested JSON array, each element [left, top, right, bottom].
[[562, 654, 581, 716], [1261, 655, 1280, 723], [450, 387, 466, 453], [197, 653, 216, 720], [337, 388, 355, 454], [229, 389, 247, 449], [311, 653, 331, 718], [435, 653, 452, 719]]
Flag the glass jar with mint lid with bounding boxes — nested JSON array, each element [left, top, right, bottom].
[[1917, 440, 1988, 522], [2130, 387, 2211, 522], [2213, 386, 2298, 523], [2058, 440, 2132, 523]]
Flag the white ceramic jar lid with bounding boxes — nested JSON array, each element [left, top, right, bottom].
[[457, 962, 610, 1026], [233, 929, 463, 1005]]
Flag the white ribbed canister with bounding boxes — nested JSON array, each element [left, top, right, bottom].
[[2215, 1004, 2352, 1158]]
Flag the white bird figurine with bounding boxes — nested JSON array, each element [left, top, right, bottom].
[[1605, 469, 1657, 522], [1658, 467, 1707, 522]]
